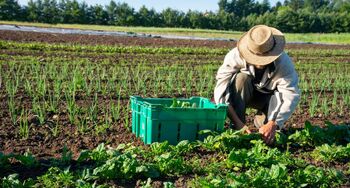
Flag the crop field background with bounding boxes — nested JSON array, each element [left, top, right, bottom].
[[0, 30, 349, 187], [2, 21, 350, 44]]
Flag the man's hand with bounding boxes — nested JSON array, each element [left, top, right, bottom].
[[242, 125, 252, 134], [227, 104, 251, 134], [259, 121, 277, 145]]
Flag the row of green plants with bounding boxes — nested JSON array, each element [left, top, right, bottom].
[[0, 40, 226, 55], [1, 122, 349, 187], [2, 53, 349, 98], [1, 40, 350, 57]]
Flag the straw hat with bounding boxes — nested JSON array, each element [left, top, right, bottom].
[[237, 25, 285, 66]]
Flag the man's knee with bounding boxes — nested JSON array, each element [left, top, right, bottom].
[[234, 73, 253, 91]]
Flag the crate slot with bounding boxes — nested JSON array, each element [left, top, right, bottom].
[[195, 123, 199, 140], [177, 123, 181, 142], [158, 123, 161, 142]]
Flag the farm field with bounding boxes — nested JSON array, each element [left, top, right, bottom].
[[0, 30, 350, 187]]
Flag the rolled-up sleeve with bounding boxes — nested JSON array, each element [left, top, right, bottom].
[[214, 48, 242, 104]]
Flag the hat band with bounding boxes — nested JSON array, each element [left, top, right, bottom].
[[247, 37, 276, 55]]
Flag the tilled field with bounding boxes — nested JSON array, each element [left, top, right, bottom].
[[0, 30, 349, 187]]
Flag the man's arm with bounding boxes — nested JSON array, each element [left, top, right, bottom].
[[227, 104, 245, 129], [214, 48, 244, 104], [260, 55, 300, 144], [228, 104, 251, 133], [259, 73, 299, 144], [268, 64, 300, 129]]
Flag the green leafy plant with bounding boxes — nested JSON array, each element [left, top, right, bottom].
[[311, 143, 350, 163], [1, 174, 34, 188], [15, 152, 39, 168]]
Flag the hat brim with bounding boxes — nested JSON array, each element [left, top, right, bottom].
[[237, 27, 285, 66]]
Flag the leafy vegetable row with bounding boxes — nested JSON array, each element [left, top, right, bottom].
[[1, 122, 349, 187]]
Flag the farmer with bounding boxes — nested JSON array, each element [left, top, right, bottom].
[[214, 25, 300, 144]]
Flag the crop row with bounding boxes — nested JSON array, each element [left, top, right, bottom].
[[1, 122, 349, 187], [1, 40, 350, 58], [1, 54, 350, 96]]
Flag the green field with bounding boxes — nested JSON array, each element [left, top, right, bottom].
[[1, 21, 350, 44], [0, 29, 349, 187]]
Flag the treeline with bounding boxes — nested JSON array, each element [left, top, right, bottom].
[[0, 0, 350, 32]]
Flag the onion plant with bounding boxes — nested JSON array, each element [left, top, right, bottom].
[[48, 90, 60, 113], [36, 75, 47, 97], [166, 71, 175, 96], [205, 75, 215, 98], [96, 77, 101, 93], [107, 78, 115, 96], [110, 89, 122, 122], [89, 93, 99, 123], [154, 68, 162, 97], [5, 79, 18, 97], [321, 97, 329, 117], [310, 79, 316, 92], [24, 79, 33, 97], [54, 78, 62, 97], [7, 96, 17, 125], [65, 92, 78, 124], [123, 103, 130, 130], [77, 114, 88, 134], [342, 89, 350, 107], [73, 69, 85, 92], [197, 74, 207, 97], [19, 109, 30, 140], [309, 92, 319, 117], [185, 70, 193, 97], [332, 90, 338, 112], [32, 97, 46, 125], [50, 117, 60, 137], [84, 78, 93, 97], [0, 64, 2, 89], [103, 105, 111, 128]]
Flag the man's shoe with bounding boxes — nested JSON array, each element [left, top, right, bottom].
[[254, 113, 267, 129]]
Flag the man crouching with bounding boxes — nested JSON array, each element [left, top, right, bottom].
[[214, 25, 300, 144]]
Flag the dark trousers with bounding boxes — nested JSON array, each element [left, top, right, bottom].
[[229, 73, 276, 124]]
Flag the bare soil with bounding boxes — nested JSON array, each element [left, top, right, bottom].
[[1, 30, 350, 49]]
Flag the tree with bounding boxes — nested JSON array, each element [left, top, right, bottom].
[[275, 6, 299, 32], [218, 0, 228, 12], [26, 0, 41, 22], [161, 8, 181, 27], [254, 0, 271, 15], [304, 0, 329, 10], [225, 0, 257, 17], [288, 0, 304, 10], [59, 0, 86, 24], [87, 4, 108, 25], [105, 0, 117, 25], [272, 1, 283, 11], [115, 2, 135, 26], [0, 0, 21, 20], [41, 0, 60, 23]]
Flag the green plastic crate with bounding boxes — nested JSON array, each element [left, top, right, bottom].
[[130, 96, 227, 145]]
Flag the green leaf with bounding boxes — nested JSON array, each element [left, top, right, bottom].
[[77, 150, 90, 163], [163, 182, 175, 188], [136, 165, 160, 178]]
